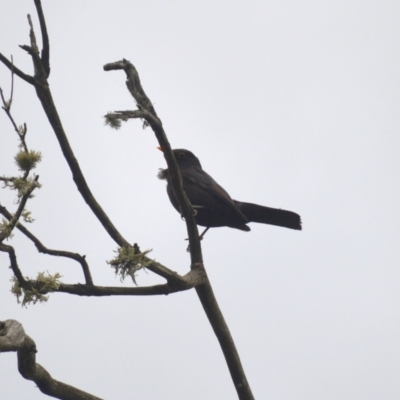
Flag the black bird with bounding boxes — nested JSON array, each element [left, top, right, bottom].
[[158, 149, 301, 236]]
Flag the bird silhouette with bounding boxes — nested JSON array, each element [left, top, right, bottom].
[[158, 149, 301, 236]]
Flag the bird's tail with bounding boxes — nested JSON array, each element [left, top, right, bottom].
[[234, 201, 302, 230]]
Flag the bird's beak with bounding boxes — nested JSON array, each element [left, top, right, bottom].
[[157, 146, 163, 152]]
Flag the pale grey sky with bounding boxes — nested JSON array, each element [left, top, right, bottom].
[[1, 1, 400, 399]]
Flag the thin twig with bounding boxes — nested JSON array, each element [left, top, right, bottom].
[[0, 53, 34, 85], [0, 176, 39, 243], [1, 79, 30, 153]]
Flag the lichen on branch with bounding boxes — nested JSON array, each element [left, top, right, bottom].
[[11, 271, 62, 307], [14, 149, 42, 172], [107, 246, 153, 284]]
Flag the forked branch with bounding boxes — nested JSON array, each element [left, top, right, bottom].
[[0, 204, 206, 299]]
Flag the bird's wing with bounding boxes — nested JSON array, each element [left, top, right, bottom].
[[182, 167, 248, 222]]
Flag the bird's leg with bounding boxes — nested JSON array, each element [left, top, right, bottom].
[[185, 226, 209, 242], [183, 206, 210, 251], [199, 226, 210, 240], [185, 227, 210, 252]]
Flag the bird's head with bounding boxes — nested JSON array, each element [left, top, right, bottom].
[[172, 149, 202, 169], [158, 147, 202, 170]]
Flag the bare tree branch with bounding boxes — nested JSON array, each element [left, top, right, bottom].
[[104, 59, 255, 400], [1, 84, 29, 152], [0, 203, 93, 285], [34, 0, 50, 76], [13, 16, 131, 250], [0, 237, 205, 299], [0, 203, 206, 294], [0, 319, 103, 400]]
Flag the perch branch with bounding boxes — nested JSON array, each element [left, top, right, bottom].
[[104, 59, 203, 265], [104, 59, 254, 399]]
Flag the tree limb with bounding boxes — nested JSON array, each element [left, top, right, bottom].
[[0, 204, 203, 290], [104, 59, 255, 399], [0, 319, 103, 400], [0, 203, 93, 285], [17, 17, 131, 249], [0, 241, 205, 299], [56, 269, 206, 296]]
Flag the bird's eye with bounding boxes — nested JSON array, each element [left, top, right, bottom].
[[178, 152, 186, 158]]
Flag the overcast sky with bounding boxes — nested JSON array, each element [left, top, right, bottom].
[[1, 1, 400, 399]]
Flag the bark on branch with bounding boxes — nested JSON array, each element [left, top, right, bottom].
[[0, 319, 103, 400]]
